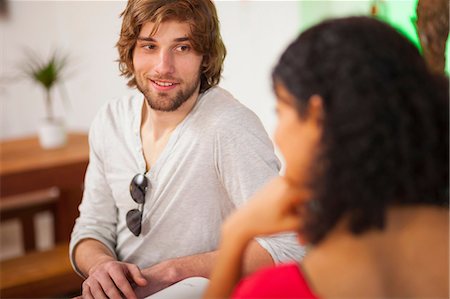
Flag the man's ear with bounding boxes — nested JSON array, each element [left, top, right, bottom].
[[128, 47, 136, 72], [201, 54, 207, 68]]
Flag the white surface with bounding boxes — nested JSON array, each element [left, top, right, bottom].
[[146, 277, 209, 299]]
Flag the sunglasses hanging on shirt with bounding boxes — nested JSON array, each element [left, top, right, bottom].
[[127, 173, 149, 236]]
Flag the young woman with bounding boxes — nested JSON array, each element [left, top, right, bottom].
[[204, 16, 449, 299]]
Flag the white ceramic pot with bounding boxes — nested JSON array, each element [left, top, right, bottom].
[[38, 119, 67, 149]]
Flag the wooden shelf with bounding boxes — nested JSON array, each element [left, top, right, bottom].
[[0, 132, 89, 243], [0, 132, 89, 176]]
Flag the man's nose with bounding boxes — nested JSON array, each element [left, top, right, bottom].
[[154, 50, 175, 75]]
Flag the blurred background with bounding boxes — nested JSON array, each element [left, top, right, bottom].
[[0, 0, 448, 298], [2, 0, 447, 141]]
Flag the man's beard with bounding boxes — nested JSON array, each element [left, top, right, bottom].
[[136, 74, 200, 112]]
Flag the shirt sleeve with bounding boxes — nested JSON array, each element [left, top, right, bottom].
[[214, 107, 305, 263], [69, 106, 118, 277], [256, 233, 306, 264]]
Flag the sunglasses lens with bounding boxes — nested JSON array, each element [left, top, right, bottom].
[[130, 174, 148, 204], [126, 209, 142, 236]]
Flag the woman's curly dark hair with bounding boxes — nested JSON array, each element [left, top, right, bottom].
[[273, 16, 449, 245]]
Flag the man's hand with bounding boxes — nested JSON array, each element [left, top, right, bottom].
[[82, 260, 147, 299], [133, 259, 181, 297], [133, 239, 273, 298]]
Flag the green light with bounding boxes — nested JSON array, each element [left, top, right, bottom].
[[298, 0, 449, 74]]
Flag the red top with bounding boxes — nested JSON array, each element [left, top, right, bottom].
[[232, 263, 319, 299]]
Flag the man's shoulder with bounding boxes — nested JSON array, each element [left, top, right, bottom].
[[201, 86, 251, 113], [89, 93, 141, 140], [93, 93, 141, 123], [99, 93, 140, 117], [199, 86, 263, 129]]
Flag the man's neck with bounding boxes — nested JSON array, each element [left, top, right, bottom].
[[141, 93, 199, 141]]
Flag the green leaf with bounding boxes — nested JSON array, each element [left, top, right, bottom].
[[20, 49, 70, 120], [22, 49, 68, 92]]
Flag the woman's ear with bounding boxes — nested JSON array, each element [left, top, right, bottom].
[[307, 95, 324, 127]]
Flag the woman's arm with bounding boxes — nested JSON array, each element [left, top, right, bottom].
[[204, 177, 308, 298]]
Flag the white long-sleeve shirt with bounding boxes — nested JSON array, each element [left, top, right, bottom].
[[70, 86, 305, 276]]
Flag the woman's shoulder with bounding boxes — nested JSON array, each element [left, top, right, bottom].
[[303, 208, 449, 298], [232, 263, 319, 299]]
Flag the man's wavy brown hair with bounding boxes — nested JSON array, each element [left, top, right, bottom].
[[116, 0, 226, 93]]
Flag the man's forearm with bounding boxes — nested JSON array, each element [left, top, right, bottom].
[[135, 240, 273, 297], [73, 238, 117, 278], [147, 239, 272, 279], [74, 239, 148, 299]]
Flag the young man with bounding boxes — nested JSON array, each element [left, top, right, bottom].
[[70, 1, 304, 298]]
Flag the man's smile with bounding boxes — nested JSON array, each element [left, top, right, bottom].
[[149, 79, 179, 91]]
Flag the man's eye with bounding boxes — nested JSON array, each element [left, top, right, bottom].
[[175, 45, 190, 52], [143, 44, 156, 50]]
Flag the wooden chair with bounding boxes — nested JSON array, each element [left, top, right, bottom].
[[0, 188, 59, 252], [0, 188, 83, 298]]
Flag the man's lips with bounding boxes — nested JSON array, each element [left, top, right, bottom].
[[149, 79, 179, 91]]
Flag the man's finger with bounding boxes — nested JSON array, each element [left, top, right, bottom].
[[110, 270, 138, 299], [82, 283, 94, 299], [127, 264, 148, 287], [89, 280, 109, 299], [97, 273, 125, 299]]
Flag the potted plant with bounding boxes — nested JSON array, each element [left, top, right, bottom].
[[23, 50, 69, 149]]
